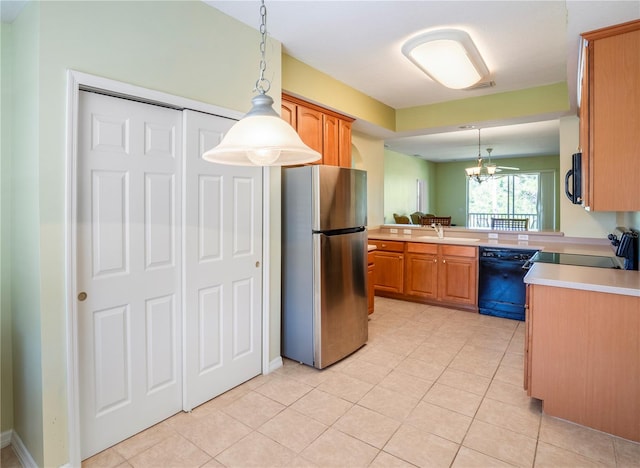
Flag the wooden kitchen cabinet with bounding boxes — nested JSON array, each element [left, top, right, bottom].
[[368, 240, 404, 294], [367, 250, 375, 314], [282, 93, 354, 167], [405, 242, 438, 299], [526, 284, 640, 442], [338, 119, 352, 168], [438, 245, 477, 306], [579, 20, 640, 211], [405, 242, 477, 307]]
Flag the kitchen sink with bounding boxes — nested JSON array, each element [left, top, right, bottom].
[[416, 236, 481, 243]]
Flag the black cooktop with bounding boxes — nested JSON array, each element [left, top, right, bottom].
[[530, 251, 619, 269]]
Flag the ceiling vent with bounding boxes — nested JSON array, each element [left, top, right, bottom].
[[464, 80, 496, 90]]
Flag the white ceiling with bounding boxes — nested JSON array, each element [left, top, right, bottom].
[[207, 0, 639, 162]]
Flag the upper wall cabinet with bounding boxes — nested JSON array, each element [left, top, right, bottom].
[[281, 93, 354, 167], [579, 20, 640, 211]]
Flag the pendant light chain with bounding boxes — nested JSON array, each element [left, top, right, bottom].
[[255, 0, 271, 95]]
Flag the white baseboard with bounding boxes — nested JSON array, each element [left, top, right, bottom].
[[1, 429, 12, 448], [268, 356, 283, 373], [10, 431, 37, 468]]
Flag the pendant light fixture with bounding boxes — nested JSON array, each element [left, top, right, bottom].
[[465, 128, 496, 183], [203, 0, 321, 166]]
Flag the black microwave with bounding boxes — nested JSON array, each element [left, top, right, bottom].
[[564, 152, 582, 204]]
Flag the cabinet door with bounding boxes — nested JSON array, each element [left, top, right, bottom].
[[281, 99, 297, 128], [297, 105, 323, 163], [583, 22, 640, 211], [367, 263, 375, 314], [438, 256, 477, 305], [323, 114, 340, 166], [338, 119, 352, 168], [405, 253, 438, 299], [373, 251, 404, 293]]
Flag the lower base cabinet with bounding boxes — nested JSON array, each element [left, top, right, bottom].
[[370, 239, 478, 310], [370, 241, 404, 294], [526, 284, 640, 442]]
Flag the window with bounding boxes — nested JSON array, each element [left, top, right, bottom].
[[467, 171, 556, 230]]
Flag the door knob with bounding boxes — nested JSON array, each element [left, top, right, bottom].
[[78, 292, 87, 301], [255, 261, 260, 267]]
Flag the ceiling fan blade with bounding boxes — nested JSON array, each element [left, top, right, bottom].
[[497, 165, 519, 170]]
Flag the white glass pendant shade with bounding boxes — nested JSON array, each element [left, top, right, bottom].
[[203, 94, 321, 166], [402, 29, 489, 89]]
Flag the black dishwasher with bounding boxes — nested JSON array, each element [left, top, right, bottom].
[[478, 247, 537, 321]]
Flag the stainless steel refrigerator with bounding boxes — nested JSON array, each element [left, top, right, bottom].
[[282, 165, 368, 369]]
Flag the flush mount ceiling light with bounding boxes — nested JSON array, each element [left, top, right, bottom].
[[402, 29, 490, 90], [465, 128, 497, 183], [203, 0, 321, 166]]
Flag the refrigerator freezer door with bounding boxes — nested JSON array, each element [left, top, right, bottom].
[[312, 166, 367, 232], [313, 229, 368, 368]]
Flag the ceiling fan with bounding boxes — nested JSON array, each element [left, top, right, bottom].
[[485, 147, 519, 172]]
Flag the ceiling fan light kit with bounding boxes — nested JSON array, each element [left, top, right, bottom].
[[466, 129, 498, 183], [203, 0, 321, 166], [401, 29, 491, 89]]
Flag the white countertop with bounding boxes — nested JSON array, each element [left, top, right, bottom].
[[524, 263, 640, 297]]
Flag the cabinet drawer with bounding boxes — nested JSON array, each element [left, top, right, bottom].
[[368, 240, 404, 252], [440, 244, 477, 258], [407, 242, 438, 254]]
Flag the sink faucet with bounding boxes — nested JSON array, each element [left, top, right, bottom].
[[431, 223, 444, 239]]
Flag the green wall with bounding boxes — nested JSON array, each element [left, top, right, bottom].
[[434, 155, 561, 227], [0, 19, 15, 440], [383, 149, 436, 223], [4, 4, 44, 463], [2, 1, 271, 465]]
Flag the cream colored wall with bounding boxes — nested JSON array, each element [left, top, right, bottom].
[[558, 116, 615, 237], [282, 55, 395, 131], [5, 1, 279, 465], [351, 132, 385, 227]]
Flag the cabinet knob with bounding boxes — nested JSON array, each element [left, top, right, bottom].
[[381, 243, 386, 248], [442, 259, 446, 264]]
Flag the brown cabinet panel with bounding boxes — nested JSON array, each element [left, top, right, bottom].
[[527, 285, 640, 442], [580, 20, 640, 211], [338, 119, 352, 168], [372, 251, 404, 293], [281, 99, 296, 128], [368, 240, 404, 253], [367, 251, 375, 315], [297, 105, 323, 159], [439, 255, 477, 305], [405, 252, 438, 298], [322, 114, 340, 166]]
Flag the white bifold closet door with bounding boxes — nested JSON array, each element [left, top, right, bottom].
[[77, 92, 262, 460]]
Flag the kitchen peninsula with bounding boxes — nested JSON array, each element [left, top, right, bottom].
[[367, 224, 625, 309]]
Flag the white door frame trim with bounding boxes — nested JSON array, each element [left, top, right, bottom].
[[64, 70, 272, 467]]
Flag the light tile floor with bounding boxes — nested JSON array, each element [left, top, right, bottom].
[[11, 297, 638, 467]]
